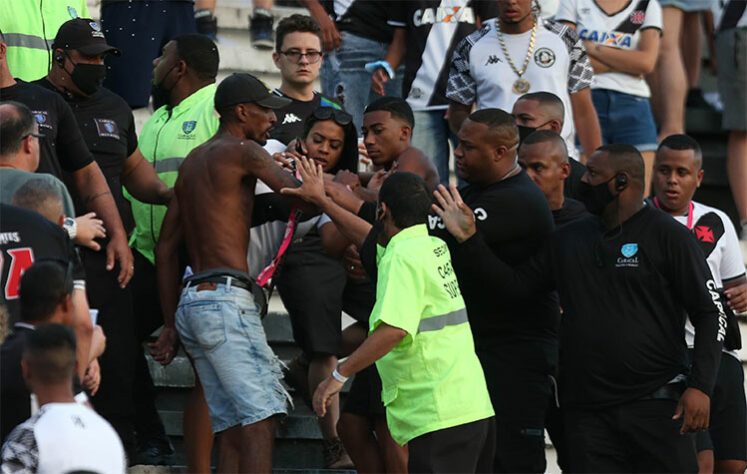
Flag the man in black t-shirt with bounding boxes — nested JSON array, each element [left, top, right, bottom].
[[34, 18, 175, 462], [0, 28, 134, 292], [428, 109, 558, 472], [270, 15, 343, 146], [518, 130, 589, 228], [434, 144, 727, 473]]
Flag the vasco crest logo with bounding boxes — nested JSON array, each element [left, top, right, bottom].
[[695, 226, 715, 243], [621, 243, 638, 258], [630, 10, 645, 24], [534, 48, 555, 68], [182, 121, 197, 134], [485, 55, 502, 65]]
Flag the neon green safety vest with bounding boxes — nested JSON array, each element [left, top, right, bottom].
[[125, 84, 219, 264], [370, 224, 495, 445], [0, 0, 89, 81]]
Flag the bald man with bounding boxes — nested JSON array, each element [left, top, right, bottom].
[[512, 92, 586, 199], [519, 130, 589, 228]]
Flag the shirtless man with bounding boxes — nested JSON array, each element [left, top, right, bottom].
[[152, 73, 310, 473], [360, 96, 439, 193]]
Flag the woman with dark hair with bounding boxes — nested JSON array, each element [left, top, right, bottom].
[[275, 106, 357, 469]]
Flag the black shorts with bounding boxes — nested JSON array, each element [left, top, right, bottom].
[[342, 365, 385, 418], [276, 245, 346, 357], [695, 353, 747, 461]]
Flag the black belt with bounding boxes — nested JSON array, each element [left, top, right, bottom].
[[640, 381, 686, 401], [184, 269, 268, 317]]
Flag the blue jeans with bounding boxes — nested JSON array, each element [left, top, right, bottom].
[[591, 89, 658, 152], [411, 109, 457, 186], [175, 282, 289, 433], [321, 31, 404, 135]]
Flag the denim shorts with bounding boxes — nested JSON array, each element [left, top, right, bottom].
[[591, 89, 658, 152], [175, 282, 289, 433]]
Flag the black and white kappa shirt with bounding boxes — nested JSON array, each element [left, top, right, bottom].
[[446, 18, 594, 158], [386, 0, 499, 112], [1, 403, 125, 473]]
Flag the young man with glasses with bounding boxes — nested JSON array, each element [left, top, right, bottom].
[[271, 14, 343, 146]]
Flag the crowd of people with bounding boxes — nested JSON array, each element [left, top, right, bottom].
[[0, 0, 746, 473]]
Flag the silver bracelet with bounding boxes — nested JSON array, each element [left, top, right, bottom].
[[331, 367, 348, 383]]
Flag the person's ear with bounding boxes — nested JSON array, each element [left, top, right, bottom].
[[21, 358, 31, 384], [696, 168, 704, 188], [549, 119, 562, 134], [560, 162, 571, 180], [58, 213, 66, 227], [272, 51, 281, 68], [174, 59, 188, 78], [399, 125, 411, 142], [0, 41, 7, 60]]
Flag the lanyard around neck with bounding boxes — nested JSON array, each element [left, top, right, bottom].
[[654, 197, 694, 230]]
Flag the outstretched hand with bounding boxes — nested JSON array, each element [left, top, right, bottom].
[[280, 156, 326, 207], [431, 184, 476, 243]]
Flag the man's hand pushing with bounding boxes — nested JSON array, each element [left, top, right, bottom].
[[280, 156, 327, 207], [432, 184, 476, 243]]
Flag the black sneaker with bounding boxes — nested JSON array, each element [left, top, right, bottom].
[[686, 88, 713, 110], [135, 438, 175, 466], [250, 8, 274, 50]]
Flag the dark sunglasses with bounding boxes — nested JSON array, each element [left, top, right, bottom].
[[312, 107, 353, 126]]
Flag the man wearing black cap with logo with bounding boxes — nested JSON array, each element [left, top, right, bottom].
[[154, 73, 312, 473], [0, 27, 134, 294], [33, 18, 174, 462]]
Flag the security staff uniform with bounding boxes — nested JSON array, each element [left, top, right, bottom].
[[370, 223, 495, 472], [459, 204, 726, 473], [0, 0, 89, 81], [35, 77, 144, 457]]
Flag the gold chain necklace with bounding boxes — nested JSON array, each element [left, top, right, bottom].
[[496, 16, 538, 94]]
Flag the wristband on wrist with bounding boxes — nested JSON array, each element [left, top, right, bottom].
[[332, 367, 348, 383], [364, 60, 395, 80]]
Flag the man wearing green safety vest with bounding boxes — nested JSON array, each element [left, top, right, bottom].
[[124, 34, 219, 466], [284, 165, 496, 473], [0, 0, 89, 81]]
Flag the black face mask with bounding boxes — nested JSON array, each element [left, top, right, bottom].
[[577, 177, 617, 215], [62, 52, 107, 95], [152, 64, 178, 109], [517, 120, 552, 145]]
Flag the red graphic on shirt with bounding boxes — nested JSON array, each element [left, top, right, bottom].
[[694, 225, 715, 243], [630, 10, 645, 24]]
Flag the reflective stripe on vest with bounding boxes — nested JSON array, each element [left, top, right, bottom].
[[417, 308, 469, 333], [3, 33, 51, 50]]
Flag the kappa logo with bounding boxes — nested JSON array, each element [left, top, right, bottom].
[[630, 10, 646, 24], [282, 113, 301, 125], [695, 225, 715, 243], [182, 121, 197, 134], [485, 55, 502, 65], [534, 48, 555, 68]]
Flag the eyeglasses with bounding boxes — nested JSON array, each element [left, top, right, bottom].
[[279, 50, 323, 64], [312, 107, 352, 126]]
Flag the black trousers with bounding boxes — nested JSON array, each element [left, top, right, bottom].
[[129, 250, 170, 445], [83, 248, 137, 457], [565, 399, 698, 473], [477, 340, 557, 473], [408, 417, 496, 474]]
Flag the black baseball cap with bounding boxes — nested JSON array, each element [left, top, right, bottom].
[[214, 73, 291, 110], [52, 18, 121, 57]]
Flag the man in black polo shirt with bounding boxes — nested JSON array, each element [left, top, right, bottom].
[[0, 27, 134, 292], [34, 18, 174, 463], [427, 108, 557, 473], [434, 143, 727, 473]]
